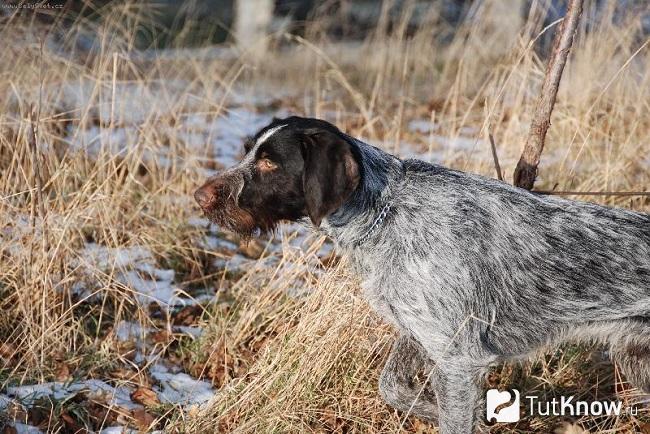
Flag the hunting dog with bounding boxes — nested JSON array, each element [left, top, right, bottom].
[[194, 116, 650, 433]]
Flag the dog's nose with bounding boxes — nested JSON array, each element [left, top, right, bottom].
[[194, 186, 214, 209]]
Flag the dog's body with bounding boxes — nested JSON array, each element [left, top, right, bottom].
[[195, 116, 650, 433]]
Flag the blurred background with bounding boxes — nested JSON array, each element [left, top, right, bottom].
[[6, 0, 650, 49]]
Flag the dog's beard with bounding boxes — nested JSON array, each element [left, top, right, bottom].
[[204, 198, 276, 239]]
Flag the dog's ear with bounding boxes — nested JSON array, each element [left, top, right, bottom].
[[301, 129, 360, 227]]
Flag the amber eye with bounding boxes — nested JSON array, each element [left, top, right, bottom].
[[257, 158, 278, 172]]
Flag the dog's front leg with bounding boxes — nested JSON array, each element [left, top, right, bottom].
[[379, 333, 439, 422], [432, 364, 483, 434]]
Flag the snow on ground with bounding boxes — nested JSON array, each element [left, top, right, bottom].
[[114, 320, 204, 343], [150, 370, 215, 406], [5, 422, 163, 434], [1, 324, 215, 431], [406, 117, 568, 171], [0, 393, 12, 411], [11, 423, 43, 434], [74, 242, 216, 308], [5, 379, 138, 410], [81, 243, 154, 270], [99, 427, 164, 434]]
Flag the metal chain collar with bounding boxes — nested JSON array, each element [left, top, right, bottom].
[[357, 201, 392, 245]]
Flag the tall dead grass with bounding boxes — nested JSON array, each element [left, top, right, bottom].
[[1, 0, 649, 432]]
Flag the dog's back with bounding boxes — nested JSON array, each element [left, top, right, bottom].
[[393, 160, 650, 329]]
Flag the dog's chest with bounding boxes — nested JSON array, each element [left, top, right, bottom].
[[356, 255, 433, 333]]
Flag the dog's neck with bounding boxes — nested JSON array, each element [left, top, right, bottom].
[[321, 136, 404, 249]]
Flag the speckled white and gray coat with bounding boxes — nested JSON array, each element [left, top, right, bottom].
[[320, 136, 650, 434]]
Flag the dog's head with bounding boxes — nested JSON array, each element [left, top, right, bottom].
[[194, 116, 361, 237]]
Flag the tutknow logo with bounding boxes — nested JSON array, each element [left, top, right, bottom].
[[486, 389, 521, 423], [486, 389, 635, 423]]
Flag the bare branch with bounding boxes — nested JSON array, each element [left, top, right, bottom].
[[513, 0, 584, 190]]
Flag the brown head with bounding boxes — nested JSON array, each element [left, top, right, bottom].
[[194, 116, 361, 237]]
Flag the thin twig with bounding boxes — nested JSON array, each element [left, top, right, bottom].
[[28, 107, 46, 225], [534, 190, 650, 197], [488, 132, 503, 181]]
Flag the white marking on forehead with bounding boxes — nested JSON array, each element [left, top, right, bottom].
[[256, 124, 287, 147], [241, 124, 288, 166]]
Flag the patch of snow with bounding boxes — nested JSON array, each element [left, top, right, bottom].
[[5, 379, 137, 410], [72, 379, 138, 410], [99, 427, 163, 434], [114, 320, 150, 342], [99, 427, 139, 434], [76, 243, 208, 308], [114, 321, 205, 343], [205, 108, 274, 167], [80, 243, 153, 271], [149, 363, 170, 374], [187, 216, 211, 228], [150, 372, 215, 406], [431, 134, 484, 153], [212, 253, 253, 273], [0, 393, 13, 410], [409, 123, 479, 136], [3, 367, 214, 419], [200, 236, 238, 251], [409, 119, 440, 134], [12, 424, 43, 434], [135, 263, 175, 281], [174, 326, 204, 339], [117, 270, 189, 307], [5, 382, 70, 404]]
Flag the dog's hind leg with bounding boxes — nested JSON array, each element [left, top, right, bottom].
[[379, 334, 439, 423], [611, 338, 650, 393]]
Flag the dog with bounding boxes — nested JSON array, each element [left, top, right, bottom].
[[194, 116, 650, 433]]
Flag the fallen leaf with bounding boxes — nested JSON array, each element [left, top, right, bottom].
[[149, 330, 171, 344], [0, 342, 16, 360], [173, 305, 203, 326], [84, 400, 122, 427], [55, 362, 71, 382], [250, 336, 269, 352], [187, 405, 200, 418], [130, 387, 160, 408], [411, 418, 435, 434], [60, 412, 82, 432], [131, 408, 156, 431]]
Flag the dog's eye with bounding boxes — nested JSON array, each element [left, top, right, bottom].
[[256, 158, 278, 172]]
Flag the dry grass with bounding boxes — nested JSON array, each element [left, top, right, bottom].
[[0, 1, 649, 432]]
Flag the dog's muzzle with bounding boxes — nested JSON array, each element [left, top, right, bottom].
[[194, 171, 243, 211], [194, 170, 257, 236]]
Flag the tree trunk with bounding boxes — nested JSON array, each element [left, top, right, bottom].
[[234, 0, 274, 59]]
